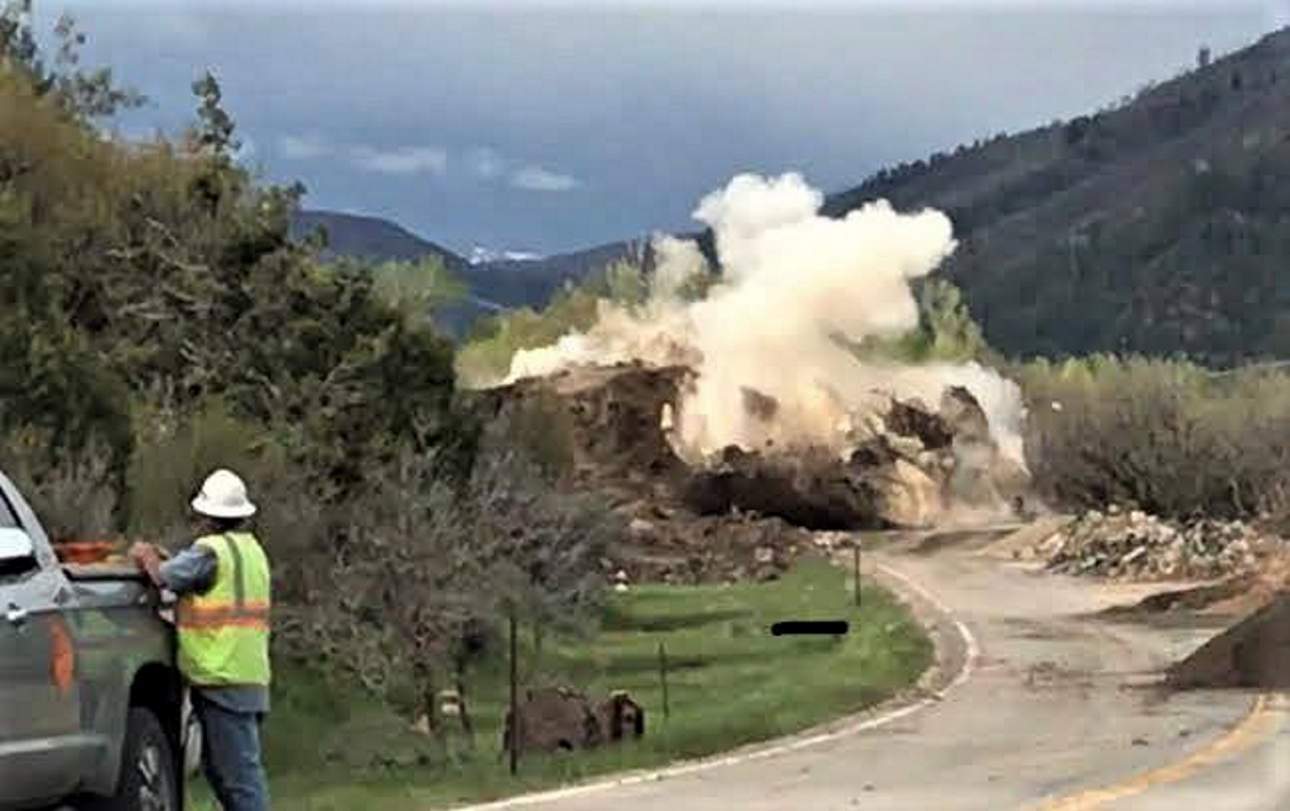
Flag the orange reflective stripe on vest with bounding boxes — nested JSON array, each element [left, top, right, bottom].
[[175, 602, 271, 630]]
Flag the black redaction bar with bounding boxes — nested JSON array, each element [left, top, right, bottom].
[[770, 620, 849, 636]]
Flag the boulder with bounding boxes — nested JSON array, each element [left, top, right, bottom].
[[502, 686, 603, 754], [502, 686, 645, 755], [886, 397, 954, 449], [595, 691, 645, 742], [868, 459, 943, 528], [682, 445, 881, 530], [939, 385, 992, 444]]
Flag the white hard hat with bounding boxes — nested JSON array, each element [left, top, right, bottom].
[[191, 469, 257, 519]]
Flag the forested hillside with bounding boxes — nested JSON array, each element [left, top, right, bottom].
[[291, 209, 469, 271], [826, 28, 1290, 365]]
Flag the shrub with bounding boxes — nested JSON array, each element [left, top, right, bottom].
[[125, 398, 287, 540], [0, 423, 118, 540], [1017, 356, 1290, 518]]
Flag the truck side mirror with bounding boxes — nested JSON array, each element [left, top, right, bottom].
[[0, 528, 36, 565]]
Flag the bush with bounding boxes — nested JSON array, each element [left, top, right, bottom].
[[285, 440, 616, 731], [1017, 356, 1290, 518], [126, 399, 291, 539], [854, 278, 991, 364], [455, 259, 662, 387], [0, 424, 118, 540], [456, 285, 603, 387]]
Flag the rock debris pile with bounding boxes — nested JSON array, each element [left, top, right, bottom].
[[474, 363, 1027, 585], [1034, 507, 1281, 581]]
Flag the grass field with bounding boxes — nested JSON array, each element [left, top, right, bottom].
[[189, 558, 931, 810]]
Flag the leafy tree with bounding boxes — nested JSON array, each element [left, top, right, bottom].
[[191, 70, 237, 156], [368, 256, 467, 330], [852, 279, 989, 364], [0, 26, 463, 506], [51, 13, 145, 117], [1, 2, 143, 117]]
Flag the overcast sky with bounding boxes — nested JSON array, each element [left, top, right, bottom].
[[48, 1, 1286, 255]]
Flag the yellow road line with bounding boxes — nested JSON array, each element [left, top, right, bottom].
[[1039, 693, 1285, 810]]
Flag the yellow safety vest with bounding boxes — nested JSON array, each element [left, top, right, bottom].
[[176, 533, 272, 687]]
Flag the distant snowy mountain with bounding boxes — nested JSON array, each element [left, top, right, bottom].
[[468, 246, 545, 266], [290, 209, 642, 338]]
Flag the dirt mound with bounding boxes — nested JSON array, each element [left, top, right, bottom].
[[1105, 554, 1290, 617], [1167, 592, 1290, 689], [612, 508, 817, 585]]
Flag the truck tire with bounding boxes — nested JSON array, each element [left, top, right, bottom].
[[86, 707, 180, 811]]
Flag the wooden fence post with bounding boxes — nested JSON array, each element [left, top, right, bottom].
[[509, 609, 519, 776], [853, 542, 862, 608], [658, 641, 671, 721]]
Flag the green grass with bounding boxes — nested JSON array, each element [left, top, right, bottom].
[[189, 559, 931, 810]]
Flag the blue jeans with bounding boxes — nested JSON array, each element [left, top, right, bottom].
[[193, 693, 270, 811]]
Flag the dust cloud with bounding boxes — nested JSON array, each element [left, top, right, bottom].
[[507, 173, 1026, 468]]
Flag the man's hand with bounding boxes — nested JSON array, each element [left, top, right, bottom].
[[128, 542, 165, 587]]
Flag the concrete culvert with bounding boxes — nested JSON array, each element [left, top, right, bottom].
[[1167, 592, 1290, 689]]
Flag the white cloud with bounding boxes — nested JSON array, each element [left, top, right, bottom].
[[469, 147, 506, 180], [511, 165, 581, 192], [350, 145, 449, 176], [279, 134, 333, 160], [276, 138, 574, 188]]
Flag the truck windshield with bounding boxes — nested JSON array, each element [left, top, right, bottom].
[[0, 490, 18, 529]]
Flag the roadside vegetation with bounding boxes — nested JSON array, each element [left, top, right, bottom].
[[190, 560, 930, 810], [1, 5, 935, 804], [1016, 356, 1290, 522], [455, 257, 680, 387]]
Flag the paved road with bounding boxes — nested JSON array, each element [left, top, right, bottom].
[[470, 529, 1288, 810]]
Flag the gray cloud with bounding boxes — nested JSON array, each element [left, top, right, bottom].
[[61, 3, 1272, 253], [511, 165, 580, 192]]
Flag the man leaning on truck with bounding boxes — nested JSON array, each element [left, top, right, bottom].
[[129, 468, 272, 811]]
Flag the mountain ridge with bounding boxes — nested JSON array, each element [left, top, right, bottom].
[[296, 26, 1290, 363]]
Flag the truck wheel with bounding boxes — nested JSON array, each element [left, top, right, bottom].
[[88, 707, 179, 811]]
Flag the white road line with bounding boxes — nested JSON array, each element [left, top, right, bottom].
[[453, 560, 980, 810]]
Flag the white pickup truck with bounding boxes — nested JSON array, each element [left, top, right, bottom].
[[0, 470, 188, 811]]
